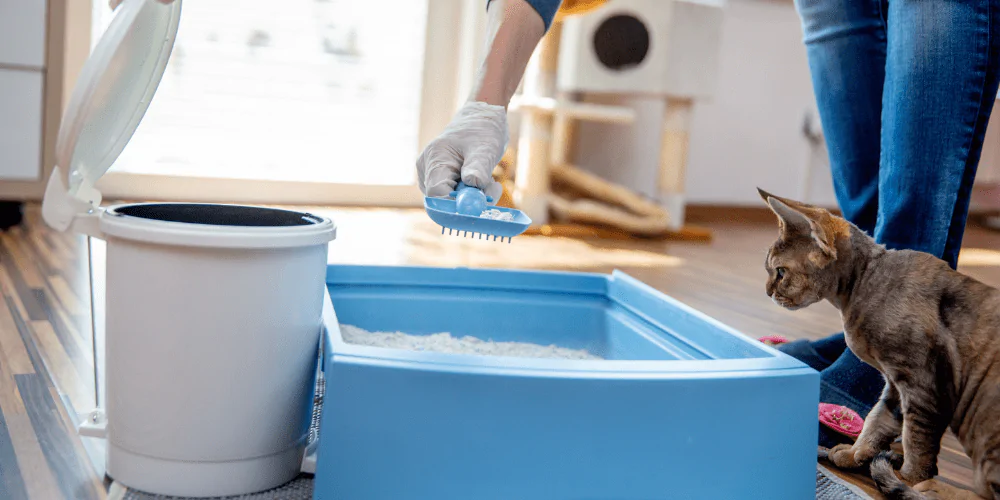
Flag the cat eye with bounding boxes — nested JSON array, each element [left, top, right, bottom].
[[775, 267, 787, 280]]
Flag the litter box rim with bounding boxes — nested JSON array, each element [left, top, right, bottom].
[[323, 265, 815, 378]]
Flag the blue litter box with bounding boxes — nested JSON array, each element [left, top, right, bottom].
[[313, 265, 819, 500]]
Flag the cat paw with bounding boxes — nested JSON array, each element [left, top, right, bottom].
[[828, 444, 868, 469], [900, 460, 935, 485], [827, 443, 878, 469], [913, 479, 948, 494]]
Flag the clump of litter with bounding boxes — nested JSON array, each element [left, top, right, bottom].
[[340, 324, 602, 360], [479, 208, 514, 221]]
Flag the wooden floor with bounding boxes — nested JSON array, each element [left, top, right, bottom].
[[2, 202, 1000, 499]]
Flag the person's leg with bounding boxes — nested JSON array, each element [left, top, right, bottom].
[[796, 0, 884, 234], [781, 0, 886, 378], [774, 332, 847, 372], [818, 0, 1000, 448], [877, 0, 1000, 270]]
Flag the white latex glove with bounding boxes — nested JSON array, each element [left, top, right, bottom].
[[416, 101, 508, 201]]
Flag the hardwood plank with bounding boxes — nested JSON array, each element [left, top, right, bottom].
[[29, 321, 93, 414], [11, 229, 55, 280], [0, 335, 28, 417], [47, 276, 83, 318], [0, 233, 44, 290], [0, 294, 34, 375], [30, 292, 93, 383], [3, 412, 63, 500], [15, 374, 99, 500], [4, 296, 51, 389], [0, 331, 63, 500], [50, 388, 106, 500], [0, 245, 46, 322], [0, 408, 30, 500], [38, 290, 92, 365], [0, 336, 32, 500], [0, 268, 28, 319], [47, 233, 78, 263], [26, 230, 62, 276]]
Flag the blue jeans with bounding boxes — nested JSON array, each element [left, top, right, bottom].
[[791, 0, 1000, 446]]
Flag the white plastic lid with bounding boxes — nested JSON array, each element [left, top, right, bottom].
[[50, 0, 181, 213]]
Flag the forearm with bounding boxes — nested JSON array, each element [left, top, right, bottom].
[[470, 0, 554, 108]]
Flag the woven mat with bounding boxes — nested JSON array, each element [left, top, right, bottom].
[[817, 464, 873, 500], [116, 368, 868, 499]]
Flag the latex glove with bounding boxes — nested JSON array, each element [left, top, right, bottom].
[[416, 101, 508, 201]]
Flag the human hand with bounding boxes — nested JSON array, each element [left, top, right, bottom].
[[416, 101, 508, 201]]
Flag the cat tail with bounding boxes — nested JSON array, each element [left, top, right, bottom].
[[870, 452, 927, 500]]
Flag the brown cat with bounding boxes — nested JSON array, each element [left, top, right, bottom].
[[758, 188, 1000, 500]]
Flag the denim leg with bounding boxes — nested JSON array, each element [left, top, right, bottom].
[[796, 0, 886, 235], [878, 0, 1000, 270], [800, 0, 1000, 448], [784, 0, 887, 384]]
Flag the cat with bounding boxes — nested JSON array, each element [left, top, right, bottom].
[[758, 188, 1000, 499]]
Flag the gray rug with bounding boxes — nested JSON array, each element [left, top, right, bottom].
[[817, 465, 873, 500]]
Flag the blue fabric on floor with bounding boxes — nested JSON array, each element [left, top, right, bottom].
[[778, 333, 883, 448]]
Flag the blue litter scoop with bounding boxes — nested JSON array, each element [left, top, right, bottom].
[[424, 182, 532, 243]]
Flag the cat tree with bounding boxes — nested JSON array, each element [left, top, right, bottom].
[[499, 0, 723, 240]]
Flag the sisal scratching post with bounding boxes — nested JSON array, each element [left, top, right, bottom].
[[550, 164, 671, 233], [659, 98, 693, 232]]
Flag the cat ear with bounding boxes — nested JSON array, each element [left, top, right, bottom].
[[757, 187, 777, 204], [766, 197, 838, 258], [766, 197, 811, 234]]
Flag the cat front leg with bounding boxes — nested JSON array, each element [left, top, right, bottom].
[[899, 403, 948, 484], [829, 381, 902, 469]]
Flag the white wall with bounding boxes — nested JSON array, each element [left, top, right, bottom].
[[565, 0, 1000, 211], [686, 0, 837, 207], [571, 0, 839, 207]]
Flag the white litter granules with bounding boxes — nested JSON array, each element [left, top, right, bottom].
[[340, 324, 602, 360], [479, 209, 514, 221]]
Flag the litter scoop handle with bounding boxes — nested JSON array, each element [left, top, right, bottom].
[[451, 182, 493, 216]]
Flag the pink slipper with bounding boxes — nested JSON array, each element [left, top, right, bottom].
[[819, 403, 863, 439], [757, 335, 789, 346]]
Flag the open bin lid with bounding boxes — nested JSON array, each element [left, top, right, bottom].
[[43, 0, 182, 232]]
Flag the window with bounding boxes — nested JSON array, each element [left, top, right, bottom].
[[89, 0, 480, 206]]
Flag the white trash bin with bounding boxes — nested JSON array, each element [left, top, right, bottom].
[[40, 0, 337, 496]]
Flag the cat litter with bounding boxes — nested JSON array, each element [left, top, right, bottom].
[[479, 208, 515, 222], [340, 324, 602, 360]]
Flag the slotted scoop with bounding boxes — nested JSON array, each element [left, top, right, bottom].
[[424, 182, 531, 243]]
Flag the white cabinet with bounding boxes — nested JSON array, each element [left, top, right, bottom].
[[0, 1, 47, 68], [0, 0, 47, 184], [0, 69, 44, 181]]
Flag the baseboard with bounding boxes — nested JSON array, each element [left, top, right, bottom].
[[683, 205, 845, 225], [685, 204, 1000, 229]]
